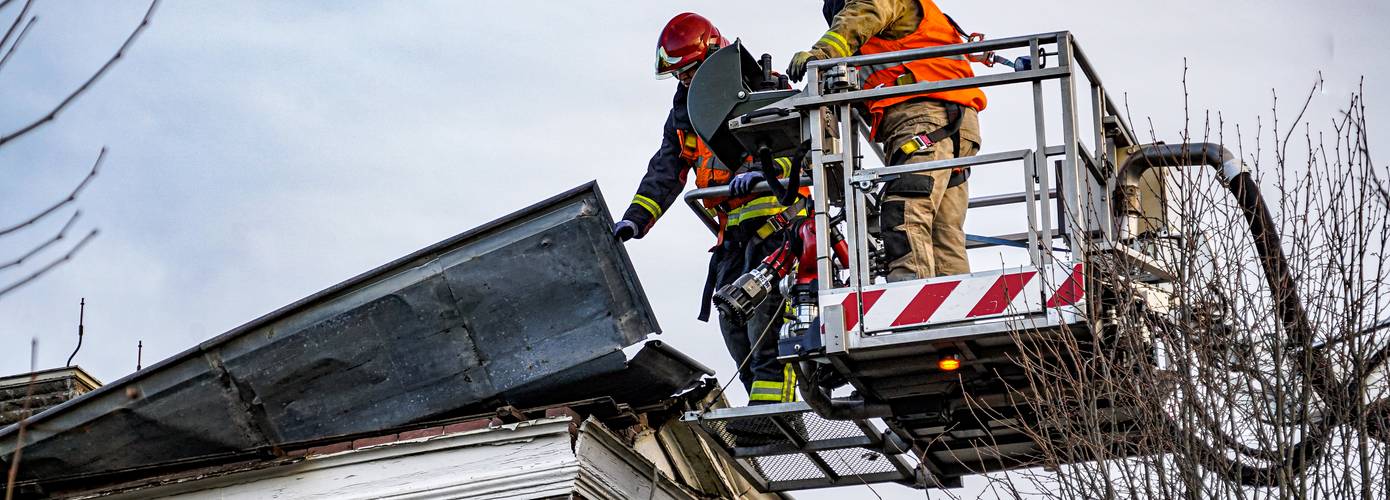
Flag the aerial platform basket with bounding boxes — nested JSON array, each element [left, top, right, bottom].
[[679, 30, 1174, 490]]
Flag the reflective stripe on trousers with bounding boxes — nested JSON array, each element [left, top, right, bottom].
[[748, 369, 798, 403]]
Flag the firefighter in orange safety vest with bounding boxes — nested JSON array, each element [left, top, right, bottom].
[[788, 0, 986, 282], [614, 13, 805, 408]]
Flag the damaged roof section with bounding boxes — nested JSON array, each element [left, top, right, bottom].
[[56, 390, 786, 500], [0, 182, 671, 491]]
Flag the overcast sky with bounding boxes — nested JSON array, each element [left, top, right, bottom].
[[1, 1, 1385, 498]]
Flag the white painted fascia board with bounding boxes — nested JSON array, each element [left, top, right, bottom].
[[79, 417, 581, 500]]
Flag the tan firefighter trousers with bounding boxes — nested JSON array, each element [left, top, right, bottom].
[[878, 100, 981, 281]]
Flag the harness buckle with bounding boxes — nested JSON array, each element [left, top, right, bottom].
[[754, 198, 808, 240], [901, 134, 934, 156]]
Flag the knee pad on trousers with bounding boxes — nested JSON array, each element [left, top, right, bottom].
[[880, 200, 910, 263], [881, 173, 934, 264]]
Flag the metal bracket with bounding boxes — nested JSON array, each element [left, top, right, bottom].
[[822, 303, 847, 354], [823, 63, 859, 93]]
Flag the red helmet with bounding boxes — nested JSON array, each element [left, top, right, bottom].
[[655, 13, 726, 79]]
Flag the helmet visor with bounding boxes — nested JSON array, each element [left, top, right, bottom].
[[655, 59, 698, 80]]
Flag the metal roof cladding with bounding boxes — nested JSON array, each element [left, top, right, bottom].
[[0, 182, 666, 487]]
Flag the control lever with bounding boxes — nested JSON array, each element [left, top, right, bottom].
[[757, 53, 780, 90]]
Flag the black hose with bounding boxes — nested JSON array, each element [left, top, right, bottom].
[[1118, 143, 1313, 347], [756, 146, 795, 206], [1117, 143, 1334, 486], [794, 361, 893, 419], [755, 142, 810, 207]]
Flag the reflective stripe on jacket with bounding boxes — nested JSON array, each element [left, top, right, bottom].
[[679, 129, 805, 241]]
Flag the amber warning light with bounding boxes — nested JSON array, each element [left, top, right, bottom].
[[938, 354, 962, 371]]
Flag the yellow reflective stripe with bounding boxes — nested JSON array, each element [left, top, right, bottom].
[[783, 364, 798, 403], [632, 194, 663, 219], [684, 133, 698, 149], [727, 196, 784, 226], [734, 206, 785, 225], [750, 380, 784, 401], [819, 31, 851, 58], [774, 157, 792, 178]]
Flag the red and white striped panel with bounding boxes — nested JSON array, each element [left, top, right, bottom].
[[823, 263, 1084, 333]]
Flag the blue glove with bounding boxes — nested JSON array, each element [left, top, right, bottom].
[[612, 220, 638, 242], [729, 171, 765, 197]]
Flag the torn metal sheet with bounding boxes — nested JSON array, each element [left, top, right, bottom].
[[0, 182, 659, 486], [505, 340, 714, 409]]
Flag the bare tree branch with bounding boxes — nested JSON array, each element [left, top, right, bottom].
[[0, 209, 79, 272], [0, 0, 159, 148], [3, 339, 37, 500], [0, 0, 32, 60], [981, 78, 1390, 499], [0, 228, 97, 298], [0, 147, 103, 238], [0, 14, 34, 75]]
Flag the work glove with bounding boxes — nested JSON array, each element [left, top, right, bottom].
[[612, 220, 638, 242], [786, 51, 819, 83], [729, 171, 765, 197]]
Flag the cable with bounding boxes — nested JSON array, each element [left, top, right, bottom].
[[699, 302, 785, 413]]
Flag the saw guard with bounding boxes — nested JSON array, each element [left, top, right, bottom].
[[687, 39, 798, 168]]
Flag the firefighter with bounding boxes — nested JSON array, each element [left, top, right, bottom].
[[788, 0, 987, 281], [614, 13, 800, 407]]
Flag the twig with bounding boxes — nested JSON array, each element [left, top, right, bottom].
[[1277, 74, 1322, 166], [0, 229, 98, 298], [0, 14, 34, 75], [0, 147, 103, 238], [0, 0, 32, 61], [829, 451, 884, 500], [3, 338, 38, 500], [0, 210, 80, 272], [0, 0, 159, 148]]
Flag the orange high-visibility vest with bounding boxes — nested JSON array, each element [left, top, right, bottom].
[[676, 129, 809, 242], [676, 129, 743, 211], [856, 0, 987, 134]]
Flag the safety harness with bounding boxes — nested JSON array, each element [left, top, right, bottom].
[[698, 197, 809, 322], [887, 101, 970, 188], [890, 101, 964, 163]]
